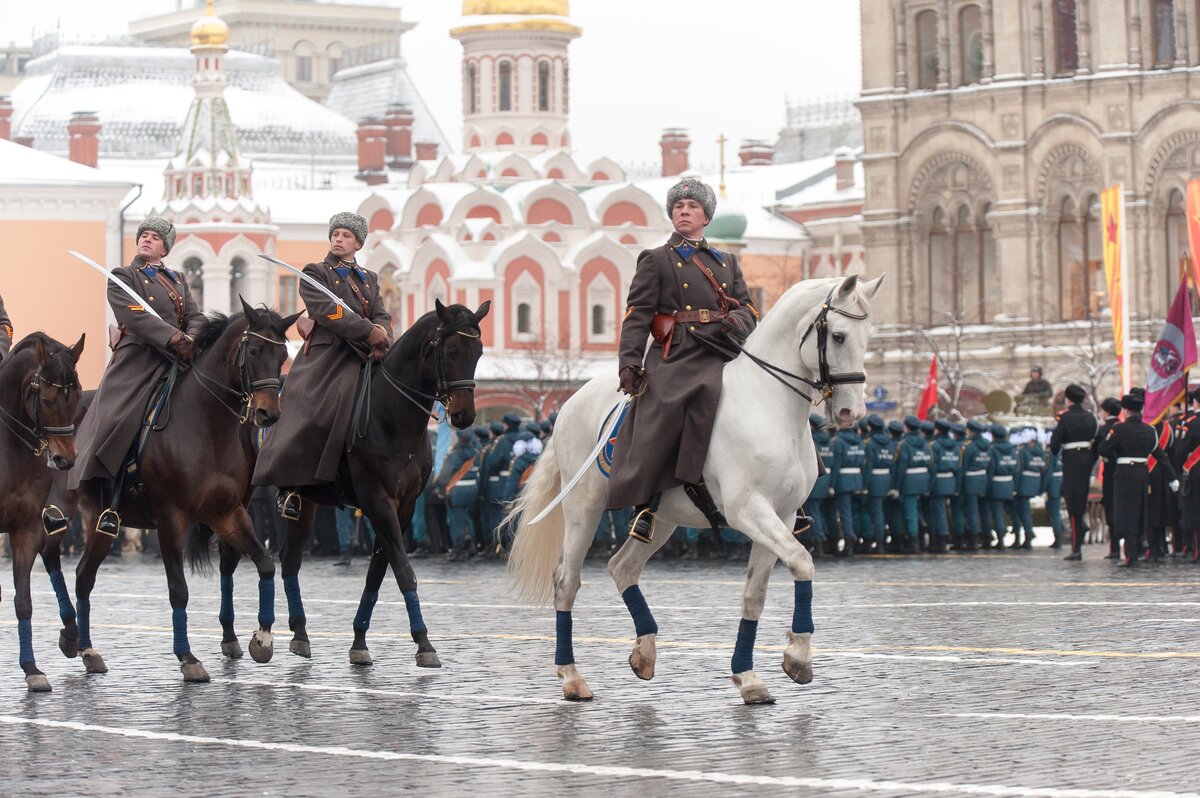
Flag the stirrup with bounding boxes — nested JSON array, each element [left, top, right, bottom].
[[627, 507, 655, 544], [793, 514, 814, 537], [95, 508, 121, 538], [277, 491, 302, 521], [42, 505, 69, 536]]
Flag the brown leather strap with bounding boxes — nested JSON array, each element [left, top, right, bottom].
[[674, 309, 727, 324], [344, 270, 370, 317], [688, 254, 741, 313], [152, 271, 186, 328]]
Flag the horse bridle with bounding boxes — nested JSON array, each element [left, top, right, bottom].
[[379, 324, 481, 419], [737, 285, 869, 405], [0, 368, 78, 456], [192, 330, 287, 423]]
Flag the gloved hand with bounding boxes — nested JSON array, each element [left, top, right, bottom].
[[169, 331, 195, 362], [367, 325, 390, 353], [619, 366, 646, 396], [886, 488, 900, 499], [1170, 479, 1181, 493], [721, 313, 750, 347]]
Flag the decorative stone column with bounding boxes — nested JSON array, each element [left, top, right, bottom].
[[202, 260, 232, 314]]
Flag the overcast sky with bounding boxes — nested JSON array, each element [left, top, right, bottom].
[[8, 0, 862, 167]]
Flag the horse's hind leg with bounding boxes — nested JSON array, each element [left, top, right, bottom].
[[279, 503, 316, 658], [730, 542, 779, 705], [552, 498, 604, 701], [607, 523, 677, 681], [213, 509, 276, 664], [217, 542, 243, 659], [157, 513, 209, 682], [41, 532, 78, 659], [364, 497, 440, 668], [12, 526, 51, 692], [349, 544, 389, 666]]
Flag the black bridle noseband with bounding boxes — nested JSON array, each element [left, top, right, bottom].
[[378, 324, 481, 420], [738, 285, 869, 405], [0, 368, 78, 456], [192, 329, 287, 423]]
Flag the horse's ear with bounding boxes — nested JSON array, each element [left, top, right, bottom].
[[836, 273, 858, 300], [34, 337, 49, 367], [474, 300, 492, 323], [861, 274, 885, 301], [239, 295, 261, 324], [435, 298, 449, 322], [282, 311, 303, 331], [69, 334, 86, 364]]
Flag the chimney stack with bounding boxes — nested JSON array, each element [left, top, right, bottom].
[[834, 147, 856, 192], [660, 128, 690, 177], [414, 141, 439, 161], [0, 97, 12, 141], [68, 111, 101, 168], [14, 136, 33, 148], [355, 117, 388, 185], [738, 139, 774, 167], [383, 103, 414, 169]]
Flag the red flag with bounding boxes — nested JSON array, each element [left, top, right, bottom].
[[1144, 275, 1198, 424], [916, 356, 939, 420]]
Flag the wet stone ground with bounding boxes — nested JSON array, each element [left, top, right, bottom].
[[1, 545, 1199, 797]]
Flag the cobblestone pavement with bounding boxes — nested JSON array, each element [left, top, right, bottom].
[[1, 544, 1199, 797]]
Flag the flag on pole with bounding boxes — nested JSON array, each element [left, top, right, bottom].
[[916, 356, 938, 420], [1186, 178, 1200, 290], [1144, 276, 1197, 424], [1101, 184, 1132, 392]]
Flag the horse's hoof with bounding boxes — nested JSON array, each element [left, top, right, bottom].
[[181, 661, 211, 683], [221, 640, 244, 659], [349, 648, 373, 666], [249, 630, 273, 664], [81, 648, 108, 674], [289, 639, 311, 659], [556, 665, 593, 702], [783, 631, 813, 685], [58, 629, 79, 659], [415, 650, 442, 668], [25, 673, 52, 693], [732, 671, 775, 705], [628, 634, 656, 681]]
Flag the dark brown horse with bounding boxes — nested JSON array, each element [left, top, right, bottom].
[[0, 332, 85, 692], [228, 300, 488, 668], [65, 300, 298, 682]]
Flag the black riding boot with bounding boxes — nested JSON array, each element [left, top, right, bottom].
[[276, 489, 302, 521], [628, 494, 661, 543], [42, 505, 69, 536], [96, 479, 121, 538]]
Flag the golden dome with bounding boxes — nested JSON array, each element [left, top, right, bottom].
[[191, 0, 230, 48], [462, 0, 569, 15]]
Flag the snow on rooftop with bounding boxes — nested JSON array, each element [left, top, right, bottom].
[[325, 57, 451, 154], [0, 138, 137, 190]]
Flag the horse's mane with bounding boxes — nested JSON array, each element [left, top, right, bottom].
[[6, 332, 79, 385], [192, 312, 233, 351], [395, 304, 482, 360]]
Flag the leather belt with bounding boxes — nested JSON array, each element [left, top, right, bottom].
[[906, 467, 928, 474], [872, 468, 891, 475], [992, 475, 1013, 481], [453, 479, 476, 487], [1022, 470, 1043, 478], [675, 308, 727, 324], [1062, 441, 1091, 450], [1117, 457, 1148, 465], [965, 470, 986, 477], [838, 467, 861, 474]]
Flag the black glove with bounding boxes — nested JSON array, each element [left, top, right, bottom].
[[619, 366, 646, 396], [721, 313, 749, 347], [169, 331, 196, 362]]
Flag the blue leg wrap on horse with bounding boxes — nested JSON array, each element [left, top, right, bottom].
[[554, 610, 574, 666], [401, 589, 427, 634], [353, 590, 380, 634], [257, 577, 275, 628], [792, 580, 814, 634], [621, 585, 658, 637], [172, 606, 190, 656], [283, 574, 304, 619], [17, 618, 34, 666], [48, 570, 76, 624], [77, 596, 91, 650], [218, 573, 234, 625], [731, 618, 758, 673]]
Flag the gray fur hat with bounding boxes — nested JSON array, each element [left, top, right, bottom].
[[328, 211, 368, 245], [666, 178, 716, 222], [137, 216, 177, 254]]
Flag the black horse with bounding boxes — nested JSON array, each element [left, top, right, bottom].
[[223, 299, 489, 668]]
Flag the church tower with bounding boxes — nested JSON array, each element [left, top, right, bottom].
[[451, 0, 580, 154]]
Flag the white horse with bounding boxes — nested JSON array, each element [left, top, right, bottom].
[[507, 274, 883, 704]]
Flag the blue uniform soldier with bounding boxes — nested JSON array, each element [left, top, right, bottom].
[[890, 415, 932, 553], [1012, 429, 1049, 550], [853, 418, 873, 544], [960, 419, 991, 551], [1045, 441, 1064, 548], [863, 415, 894, 553], [949, 422, 968, 547], [435, 428, 481, 561], [985, 424, 1019, 551], [885, 420, 907, 549], [926, 418, 960, 553], [831, 422, 867, 556], [806, 414, 835, 555]]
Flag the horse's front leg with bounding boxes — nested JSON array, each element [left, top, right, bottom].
[[349, 544, 389, 666], [158, 513, 209, 682], [12, 523, 51, 692], [212, 509, 276, 664], [40, 528, 78, 659], [730, 541, 779, 705], [73, 506, 115, 675], [607, 521, 677, 681], [365, 497, 440, 668], [217, 541, 243, 659], [279, 502, 316, 658]]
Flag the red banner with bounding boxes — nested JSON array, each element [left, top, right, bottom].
[[1187, 178, 1200, 289], [916, 356, 939, 420]]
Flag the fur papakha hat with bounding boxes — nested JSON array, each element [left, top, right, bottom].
[[666, 178, 717, 222], [137, 216, 177, 254], [328, 212, 368, 245]]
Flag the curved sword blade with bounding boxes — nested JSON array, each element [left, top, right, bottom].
[[67, 250, 163, 321], [259, 254, 355, 316]]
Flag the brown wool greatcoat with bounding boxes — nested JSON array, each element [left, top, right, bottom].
[[606, 236, 758, 509], [69, 257, 206, 487], [253, 252, 391, 488], [0, 293, 12, 360]]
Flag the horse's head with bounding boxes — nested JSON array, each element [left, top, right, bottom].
[[8, 333, 85, 470], [802, 273, 884, 426], [429, 298, 491, 429], [238, 297, 302, 428]]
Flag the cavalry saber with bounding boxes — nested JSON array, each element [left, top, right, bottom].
[[259, 254, 356, 317], [67, 250, 164, 321], [527, 394, 631, 526]]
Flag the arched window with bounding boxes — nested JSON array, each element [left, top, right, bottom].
[[915, 10, 939, 89], [591, 305, 605, 336], [954, 206, 980, 318], [1165, 189, 1194, 308], [229, 256, 246, 311], [498, 61, 512, 112], [959, 5, 984, 86], [538, 61, 551, 111], [183, 256, 204, 309], [1153, 0, 1177, 67], [467, 62, 478, 114], [927, 207, 951, 321], [295, 55, 313, 82], [563, 63, 570, 113], [516, 303, 532, 334], [1054, 0, 1078, 75], [1058, 197, 1085, 319]]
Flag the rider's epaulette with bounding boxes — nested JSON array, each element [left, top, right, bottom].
[[709, 248, 727, 265]]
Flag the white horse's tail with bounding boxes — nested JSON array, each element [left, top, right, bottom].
[[505, 438, 564, 605]]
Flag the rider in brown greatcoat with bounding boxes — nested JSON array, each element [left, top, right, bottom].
[[0, 293, 12, 361], [252, 212, 392, 519], [607, 178, 760, 542], [69, 216, 207, 535]]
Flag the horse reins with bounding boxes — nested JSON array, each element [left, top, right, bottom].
[[191, 329, 287, 423], [0, 368, 78, 455]]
